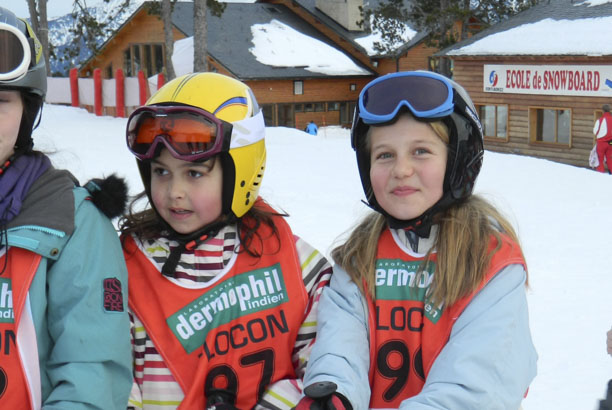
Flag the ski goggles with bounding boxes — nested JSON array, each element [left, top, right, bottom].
[[0, 22, 32, 82], [126, 105, 232, 162], [357, 71, 455, 125]]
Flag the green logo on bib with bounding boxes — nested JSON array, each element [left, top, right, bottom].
[[0, 279, 15, 323], [375, 259, 443, 323], [167, 264, 288, 353]]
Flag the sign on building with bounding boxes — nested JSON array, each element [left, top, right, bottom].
[[483, 64, 612, 97]]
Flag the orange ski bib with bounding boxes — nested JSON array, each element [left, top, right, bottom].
[[367, 229, 525, 408], [126, 208, 308, 409], [0, 247, 42, 408]]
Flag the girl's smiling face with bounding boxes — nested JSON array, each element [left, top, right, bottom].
[[150, 148, 223, 234], [369, 114, 447, 221]]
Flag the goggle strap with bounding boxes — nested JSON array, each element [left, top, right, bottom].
[[27, 37, 36, 69], [229, 110, 265, 149]]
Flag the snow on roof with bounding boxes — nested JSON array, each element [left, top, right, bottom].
[[448, 16, 612, 56], [172, 18, 371, 77], [248, 19, 370, 76], [581, 0, 612, 5]]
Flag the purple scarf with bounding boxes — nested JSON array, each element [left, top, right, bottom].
[[0, 154, 51, 223]]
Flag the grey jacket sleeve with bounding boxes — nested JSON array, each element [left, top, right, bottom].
[[303, 265, 371, 409], [399, 264, 538, 410]]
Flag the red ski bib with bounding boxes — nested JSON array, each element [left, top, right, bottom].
[[126, 205, 308, 409], [0, 247, 42, 409], [367, 229, 525, 408]]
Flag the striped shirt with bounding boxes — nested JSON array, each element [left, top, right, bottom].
[[127, 223, 332, 409]]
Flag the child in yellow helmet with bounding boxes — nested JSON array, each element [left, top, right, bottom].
[[120, 72, 332, 409]]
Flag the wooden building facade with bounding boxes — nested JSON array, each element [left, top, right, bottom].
[[451, 57, 611, 168], [76, 0, 451, 130], [441, 0, 612, 168], [77, 1, 377, 128]]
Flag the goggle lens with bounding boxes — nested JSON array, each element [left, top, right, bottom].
[[359, 72, 454, 124], [127, 108, 223, 161], [0, 29, 27, 75]]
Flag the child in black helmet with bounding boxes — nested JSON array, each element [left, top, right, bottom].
[[0, 6, 131, 409], [120, 72, 332, 409], [297, 71, 537, 409]]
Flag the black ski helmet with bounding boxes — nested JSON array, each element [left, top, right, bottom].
[[351, 71, 484, 233]]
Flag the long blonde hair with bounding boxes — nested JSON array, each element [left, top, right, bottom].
[[332, 116, 526, 307]]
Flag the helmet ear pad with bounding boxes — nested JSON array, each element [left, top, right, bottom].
[[16, 91, 43, 153], [352, 117, 379, 211], [218, 151, 236, 218], [442, 113, 483, 201], [136, 159, 153, 203]]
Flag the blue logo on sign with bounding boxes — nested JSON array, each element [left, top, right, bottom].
[[489, 71, 498, 87]]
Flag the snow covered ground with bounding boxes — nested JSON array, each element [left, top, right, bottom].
[[32, 103, 612, 409]]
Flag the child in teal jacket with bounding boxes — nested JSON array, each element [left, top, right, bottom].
[[0, 6, 132, 408]]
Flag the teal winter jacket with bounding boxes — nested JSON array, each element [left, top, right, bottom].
[[3, 166, 132, 409]]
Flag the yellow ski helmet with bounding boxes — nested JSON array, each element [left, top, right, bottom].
[[128, 72, 266, 219]]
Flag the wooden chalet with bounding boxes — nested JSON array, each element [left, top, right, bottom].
[[438, 0, 612, 168], [78, 0, 457, 129]]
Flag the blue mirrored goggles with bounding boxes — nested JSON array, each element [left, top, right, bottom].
[[358, 71, 455, 125]]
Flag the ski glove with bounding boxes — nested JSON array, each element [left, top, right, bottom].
[[206, 389, 239, 410], [294, 382, 352, 410]]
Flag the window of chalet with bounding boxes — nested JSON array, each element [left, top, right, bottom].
[[262, 104, 275, 126], [294, 80, 303, 95], [124, 48, 132, 76], [477, 104, 508, 141], [105, 64, 113, 79], [529, 107, 571, 146], [305, 103, 314, 112], [295, 104, 304, 112], [428, 57, 439, 72], [340, 101, 357, 124], [314, 102, 325, 112], [133, 46, 141, 74], [124, 43, 164, 77], [328, 102, 340, 111]]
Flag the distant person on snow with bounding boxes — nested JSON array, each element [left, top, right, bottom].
[[0, 6, 131, 409], [296, 71, 537, 409], [305, 120, 318, 135], [120, 72, 332, 409], [593, 104, 612, 173]]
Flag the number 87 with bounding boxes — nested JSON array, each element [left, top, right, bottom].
[[204, 348, 275, 406]]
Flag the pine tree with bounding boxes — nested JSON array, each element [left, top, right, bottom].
[[26, 0, 50, 76], [147, 0, 226, 75], [360, 0, 539, 73], [61, 0, 133, 72], [145, 0, 177, 80], [193, 0, 226, 73]]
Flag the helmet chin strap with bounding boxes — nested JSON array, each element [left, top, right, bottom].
[[370, 191, 457, 238], [160, 217, 234, 277]]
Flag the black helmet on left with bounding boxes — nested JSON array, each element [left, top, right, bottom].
[[0, 6, 47, 153]]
